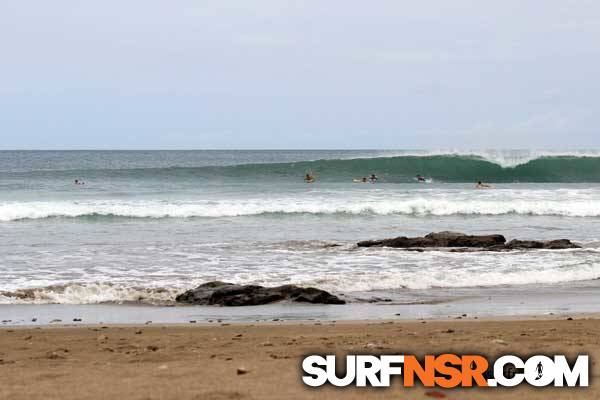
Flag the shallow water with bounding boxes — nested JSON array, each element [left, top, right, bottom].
[[1, 150, 600, 309]]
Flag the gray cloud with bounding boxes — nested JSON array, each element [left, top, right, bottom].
[[1, 0, 598, 149]]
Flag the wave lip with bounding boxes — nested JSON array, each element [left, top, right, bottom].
[[5, 150, 600, 182], [390, 149, 600, 167]]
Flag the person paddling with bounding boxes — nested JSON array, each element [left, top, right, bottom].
[[304, 173, 315, 183]]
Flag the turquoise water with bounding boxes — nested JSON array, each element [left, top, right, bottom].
[[2, 150, 600, 306], [4, 149, 600, 183]]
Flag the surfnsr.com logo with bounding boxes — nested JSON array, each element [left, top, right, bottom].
[[302, 354, 588, 388]]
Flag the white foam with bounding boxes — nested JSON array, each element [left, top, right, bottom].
[[2, 248, 600, 304], [0, 283, 179, 305], [3, 192, 600, 221], [307, 255, 600, 292], [357, 149, 600, 168]]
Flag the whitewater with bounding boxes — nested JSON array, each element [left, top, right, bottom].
[[3, 188, 600, 221], [2, 150, 600, 307]]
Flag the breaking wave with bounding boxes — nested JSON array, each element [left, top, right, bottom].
[[6, 151, 600, 182], [3, 196, 600, 221], [0, 283, 179, 305], [2, 255, 600, 305]]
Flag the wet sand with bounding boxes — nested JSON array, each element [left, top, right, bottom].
[[0, 317, 599, 399], [4, 280, 600, 327]]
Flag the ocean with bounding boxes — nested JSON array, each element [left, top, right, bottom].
[[2, 150, 600, 321]]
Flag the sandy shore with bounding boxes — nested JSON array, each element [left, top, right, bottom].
[[0, 318, 598, 399]]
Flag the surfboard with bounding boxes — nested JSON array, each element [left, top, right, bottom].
[[414, 177, 433, 183]]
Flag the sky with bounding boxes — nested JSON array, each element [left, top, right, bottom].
[[1, 0, 599, 149]]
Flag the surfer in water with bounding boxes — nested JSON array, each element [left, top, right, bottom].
[[369, 174, 378, 183], [74, 179, 85, 185], [353, 177, 368, 183], [416, 174, 426, 182], [475, 181, 491, 188], [304, 173, 315, 183]]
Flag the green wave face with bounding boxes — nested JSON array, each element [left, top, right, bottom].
[[215, 155, 600, 183], [7, 155, 600, 183]]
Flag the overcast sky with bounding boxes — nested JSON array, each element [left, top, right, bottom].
[[1, 1, 599, 149]]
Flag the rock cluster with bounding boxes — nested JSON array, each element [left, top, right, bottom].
[[357, 231, 580, 251], [175, 281, 345, 306]]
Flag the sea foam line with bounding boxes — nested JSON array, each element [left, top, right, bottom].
[[2, 259, 600, 305], [0, 283, 179, 305], [2, 197, 600, 221]]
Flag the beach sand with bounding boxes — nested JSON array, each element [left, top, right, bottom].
[[0, 318, 598, 399]]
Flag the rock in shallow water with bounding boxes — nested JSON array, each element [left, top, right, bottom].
[[357, 231, 506, 248], [357, 231, 580, 251], [175, 281, 345, 306], [504, 239, 580, 249]]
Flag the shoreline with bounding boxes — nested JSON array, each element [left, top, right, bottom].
[[1, 308, 598, 329], [3, 281, 600, 326], [1, 317, 598, 399], [2, 312, 600, 329]]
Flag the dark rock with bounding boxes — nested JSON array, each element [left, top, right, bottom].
[[357, 237, 434, 248], [358, 231, 580, 251], [175, 281, 345, 306], [358, 231, 505, 248], [505, 239, 580, 249], [504, 239, 545, 249], [425, 231, 506, 247]]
